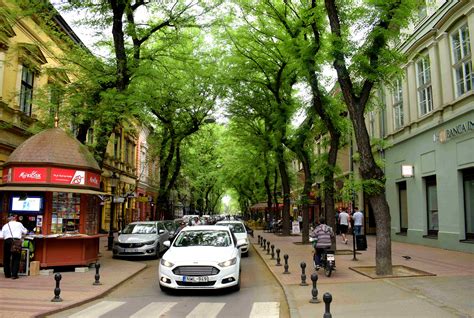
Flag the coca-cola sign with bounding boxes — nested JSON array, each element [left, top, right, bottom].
[[13, 167, 47, 183], [86, 172, 101, 188]]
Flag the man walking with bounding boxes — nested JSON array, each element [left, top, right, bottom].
[[2, 215, 27, 279], [338, 208, 350, 244], [353, 207, 364, 236]]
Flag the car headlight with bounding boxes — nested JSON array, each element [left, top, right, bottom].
[[143, 240, 155, 246], [160, 259, 174, 267], [218, 257, 237, 267]]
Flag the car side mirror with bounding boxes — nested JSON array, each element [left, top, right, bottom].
[[236, 239, 247, 248], [163, 241, 171, 248]]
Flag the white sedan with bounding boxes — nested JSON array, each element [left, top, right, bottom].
[[159, 225, 244, 292], [215, 220, 250, 257]]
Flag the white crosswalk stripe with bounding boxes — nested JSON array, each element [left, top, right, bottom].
[[130, 301, 178, 318], [66, 300, 280, 317], [185, 302, 226, 318], [249, 302, 280, 318], [68, 301, 125, 318]]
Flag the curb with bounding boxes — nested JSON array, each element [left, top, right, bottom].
[[251, 242, 300, 318], [34, 263, 148, 318]]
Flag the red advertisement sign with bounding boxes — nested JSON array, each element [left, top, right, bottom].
[[12, 167, 47, 183], [2, 168, 12, 183], [51, 168, 85, 185], [86, 172, 101, 188]]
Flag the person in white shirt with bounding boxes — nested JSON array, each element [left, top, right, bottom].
[[352, 208, 364, 236], [338, 208, 350, 244], [2, 215, 27, 279]]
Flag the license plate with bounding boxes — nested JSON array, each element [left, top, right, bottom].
[[125, 248, 139, 253], [327, 254, 335, 261], [183, 276, 209, 283]]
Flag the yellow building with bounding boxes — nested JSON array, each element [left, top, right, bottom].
[[0, 0, 84, 171]]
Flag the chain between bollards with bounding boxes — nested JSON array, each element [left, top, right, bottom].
[[93, 262, 102, 285], [51, 273, 63, 302], [283, 254, 290, 274], [271, 244, 275, 259], [276, 248, 282, 266], [309, 272, 320, 303], [300, 262, 308, 286], [323, 292, 333, 318]]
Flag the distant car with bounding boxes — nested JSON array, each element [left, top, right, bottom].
[[113, 221, 169, 258], [215, 220, 249, 257], [159, 225, 244, 292]]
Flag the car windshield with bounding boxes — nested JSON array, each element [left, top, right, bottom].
[[219, 223, 246, 233], [164, 221, 177, 231], [174, 230, 231, 247], [122, 223, 157, 234]]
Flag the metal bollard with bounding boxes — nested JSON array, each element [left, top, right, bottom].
[[323, 292, 333, 317], [51, 273, 63, 302], [276, 248, 282, 266], [93, 262, 102, 285], [266, 241, 270, 254], [309, 272, 320, 303], [271, 244, 275, 259], [263, 238, 267, 249], [258, 235, 261, 245], [300, 262, 308, 286], [283, 254, 290, 274]]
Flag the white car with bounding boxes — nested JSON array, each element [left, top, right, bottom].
[[215, 220, 249, 257], [159, 225, 243, 292]]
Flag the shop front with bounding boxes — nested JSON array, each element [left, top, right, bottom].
[[0, 128, 106, 268]]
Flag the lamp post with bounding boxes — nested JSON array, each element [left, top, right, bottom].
[[107, 172, 119, 251]]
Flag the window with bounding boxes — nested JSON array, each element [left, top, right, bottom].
[[417, 1, 427, 21], [451, 23, 472, 97], [425, 176, 438, 236], [416, 55, 433, 116], [463, 168, 474, 240], [113, 132, 121, 160], [398, 182, 408, 234], [140, 146, 147, 177], [19, 66, 34, 116], [392, 78, 404, 129]]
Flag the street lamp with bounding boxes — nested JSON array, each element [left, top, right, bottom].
[[107, 172, 119, 251]]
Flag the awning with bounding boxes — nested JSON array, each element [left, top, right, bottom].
[[0, 185, 108, 195]]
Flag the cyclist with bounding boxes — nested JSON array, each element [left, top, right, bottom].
[[309, 217, 334, 270]]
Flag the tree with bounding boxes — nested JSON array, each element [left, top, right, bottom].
[[324, 0, 417, 275]]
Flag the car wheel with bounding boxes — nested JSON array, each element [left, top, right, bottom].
[[242, 251, 249, 257]]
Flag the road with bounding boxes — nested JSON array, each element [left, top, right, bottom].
[[48, 245, 289, 318]]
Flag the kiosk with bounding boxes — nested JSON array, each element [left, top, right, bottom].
[[0, 128, 106, 269]]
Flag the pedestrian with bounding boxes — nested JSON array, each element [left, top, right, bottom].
[[309, 217, 334, 270], [338, 208, 350, 244], [335, 208, 341, 235], [352, 207, 364, 236], [1, 215, 27, 279]]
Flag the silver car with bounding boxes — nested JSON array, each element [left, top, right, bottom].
[[113, 221, 169, 258]]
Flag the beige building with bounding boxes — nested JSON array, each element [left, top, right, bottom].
[[370, 0, 474, 252]]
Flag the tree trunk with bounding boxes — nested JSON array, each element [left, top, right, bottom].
[[277, 152, 291, 236]]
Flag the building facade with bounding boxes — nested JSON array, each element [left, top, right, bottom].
[[382, 0, 473, 252]]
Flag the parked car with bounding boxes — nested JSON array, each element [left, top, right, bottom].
[[158, 225, 245, 292], [163, 220, 180, 242], [215, 220, 249, 257], [113, 221, 169, 259]]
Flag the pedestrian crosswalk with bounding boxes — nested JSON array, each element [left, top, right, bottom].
[[67, 300, 280, 318]]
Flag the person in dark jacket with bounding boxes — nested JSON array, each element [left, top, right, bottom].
[[309, 218, 334, 270]]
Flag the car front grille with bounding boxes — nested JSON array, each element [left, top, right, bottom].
[[176, 281, 216, 287], [118, 242, 148, 248], [173, 266, 220, 276]]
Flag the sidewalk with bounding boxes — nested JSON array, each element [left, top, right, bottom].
[[252, 230, 474, 318], [1, 233, 473, 318], [0, 237, 146, 318]]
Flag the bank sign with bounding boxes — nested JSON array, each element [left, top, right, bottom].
[[433, 119, 474, 143]]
